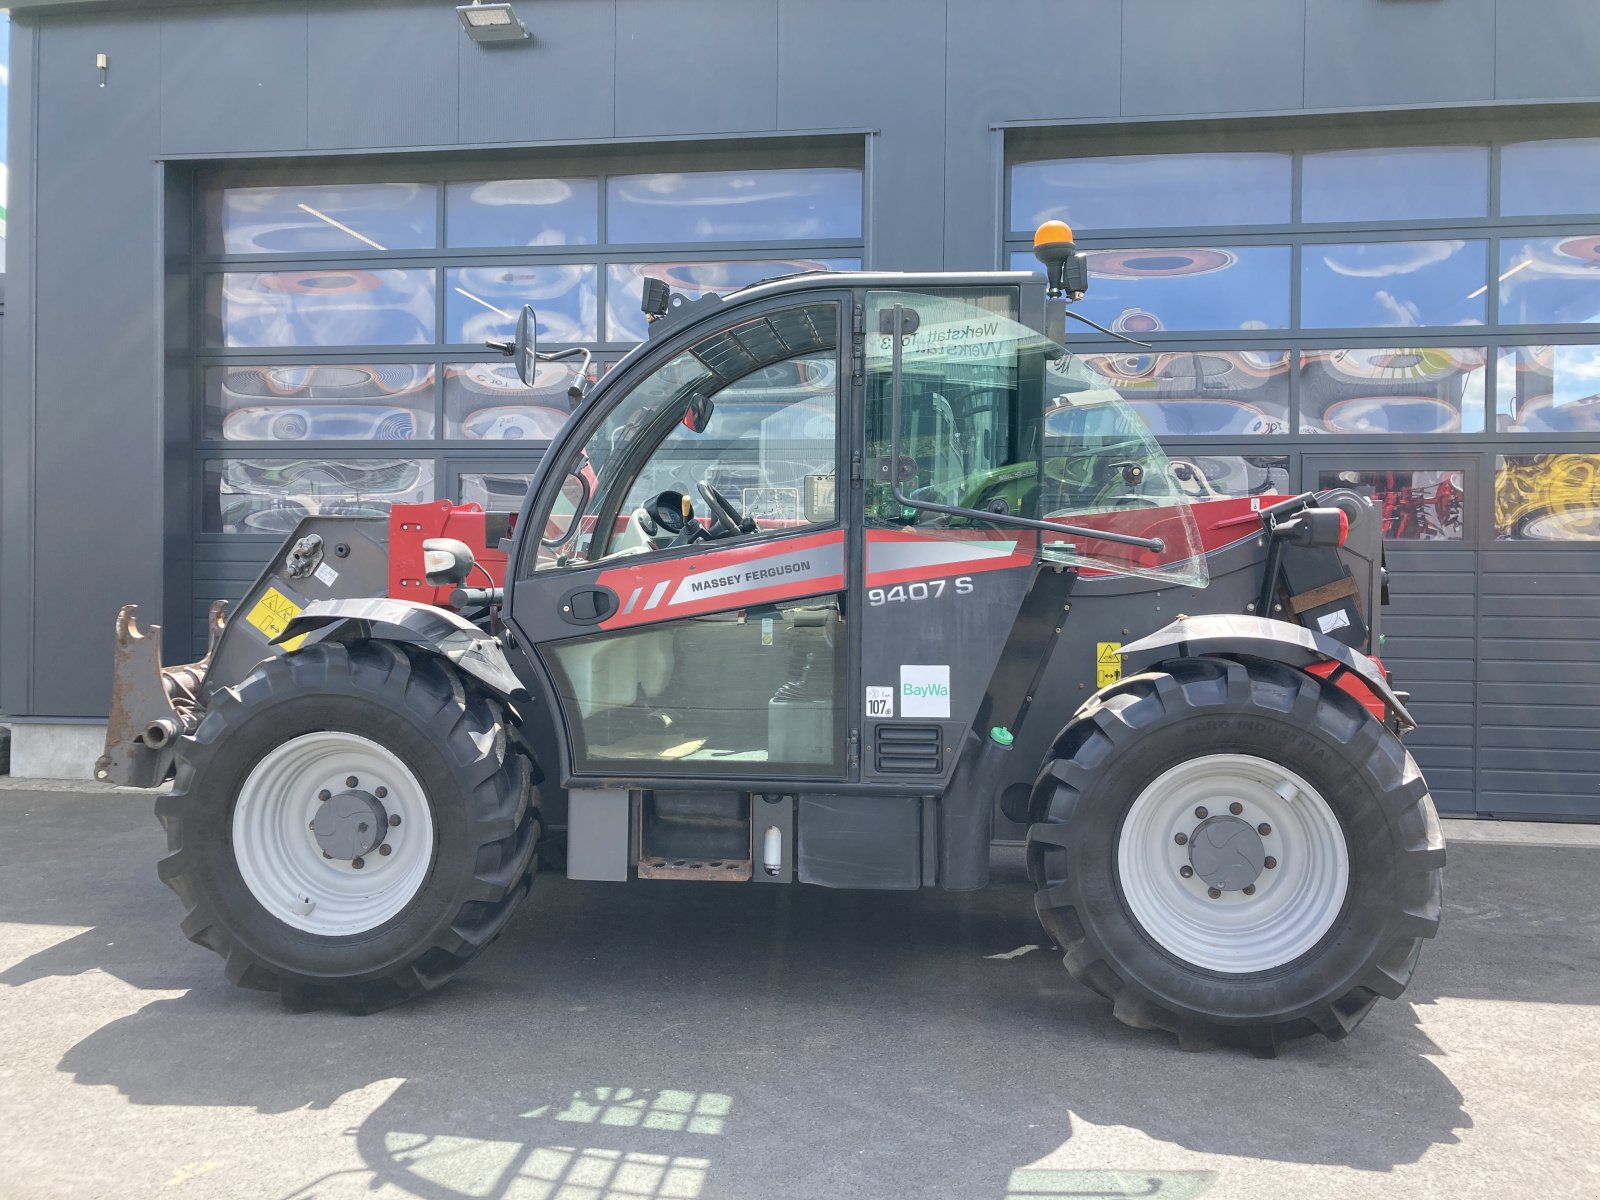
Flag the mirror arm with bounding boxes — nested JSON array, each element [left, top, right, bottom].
[[885, 303, 1165, 554]]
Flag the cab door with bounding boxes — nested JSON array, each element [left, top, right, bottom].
[[505, 296, 852, 786]]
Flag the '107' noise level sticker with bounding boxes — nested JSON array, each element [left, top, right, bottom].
[[866, 686, 894, 718]]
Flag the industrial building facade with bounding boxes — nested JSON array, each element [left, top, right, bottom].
[[2, 0, 1598, 817]]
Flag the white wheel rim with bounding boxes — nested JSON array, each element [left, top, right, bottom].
[[1117, 753, 1349, 974], [232, 732, 435, 936]]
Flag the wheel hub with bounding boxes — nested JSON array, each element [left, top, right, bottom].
[[1187, 814, 1266, 892], [312, 788, 388, 861]]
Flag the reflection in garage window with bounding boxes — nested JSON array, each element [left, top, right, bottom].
[[1299, 347, 1487, 434], [204, 364, 436, 441], [445, 178, 598, 247], [206, 182, 437, 255], [207, 269, 437, 347], [459, 472, 534, 512], [1498, 236, 1600, 326], [446, 265, 598, 344], [1496, 454, 1600, 540], [606, 168, 862, 244], [1300, 146, 1488, 223], [1076, 350, 1289, 435], [604, 259, 859, 342], [203, 459, 435, 534], [443, 360, 592, 441], [1318, 468, 1465, 541], [1496, 344, 1600, 432], [1009, 153, 1291, 231], [1301, 240, 1486, 328], [1162, 453, 1288, 502], [1011, 247, 1290, 333]]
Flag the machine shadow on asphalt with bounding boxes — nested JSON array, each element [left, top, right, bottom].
[[0, 794, 1507, 1199]]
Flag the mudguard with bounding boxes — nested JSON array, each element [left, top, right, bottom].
[[276, 598, 527, 700], [1119, 613, 1415, 732]]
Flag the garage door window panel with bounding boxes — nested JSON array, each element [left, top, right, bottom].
[[606, 168, 863, 244], [206, 182, 438, 255], [1026, 246, 1292, 333], [1496, 344, 1600, 433], [203, 458, 436, 535], [1301, 241, 1486, 329], [1076, 349, 1290, 436], [1498, 237, 1600, 326], [1299, 348, 1487, 434], [445, 265, 598, 345], [1301, 146, 1489, 224], [445, 178, 599, 248], [204, 364, 436, 442], [1009, 153, 1291, 232], [1316, 467, 1467, 541], [1496, 454, 1600, 541], [207, 269, 438, 347], [1501, 138, 1600, 218], [443, 360, 594, 442]]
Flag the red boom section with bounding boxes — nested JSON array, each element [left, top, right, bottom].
[[389, 501, 510, 607]]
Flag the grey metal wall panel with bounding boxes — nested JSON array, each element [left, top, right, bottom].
[[775, 0, 943, 270], [1496, 0, 1599, 101], [1120, 0, 1304, 116], [1476, 548, 1600, 818], [457, 0, 616, 144], [160, 4, 309, 154], [1381, 548, 1478, 815], [30, 14, 165, 716], [306, 2, 459, 150], [942, 0, 1120, 269], [0, 19, 37, 717], [614, 0, 777, 138], [1304, 0, 1495, 110]]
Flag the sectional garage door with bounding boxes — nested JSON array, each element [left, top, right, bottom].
[[1007, 117, 1600, 818]]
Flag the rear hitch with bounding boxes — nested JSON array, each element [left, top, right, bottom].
[[94, 601, 228, 787]]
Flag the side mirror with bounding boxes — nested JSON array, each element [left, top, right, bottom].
[[421, 537, 476, 586], [486, 305, 540, 387], [681, 391, 715, 434]]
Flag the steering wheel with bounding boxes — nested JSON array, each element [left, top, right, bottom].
[[697, 479, 747, 537]]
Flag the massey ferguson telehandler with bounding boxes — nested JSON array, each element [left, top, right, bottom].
[[98, 222, 1443, 1054]]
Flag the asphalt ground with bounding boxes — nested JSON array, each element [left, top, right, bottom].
[[1, 782, 1597, 1200]]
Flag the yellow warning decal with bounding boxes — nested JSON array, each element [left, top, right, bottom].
[[245, 586, 306, 652], [1096, 641, 1123, 688]]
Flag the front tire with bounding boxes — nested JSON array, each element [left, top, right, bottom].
[[1026, 656, 1443, 1054], [156, 641, 539, 1012]]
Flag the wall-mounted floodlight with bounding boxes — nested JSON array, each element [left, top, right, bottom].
[[457, 2, 531, 43]]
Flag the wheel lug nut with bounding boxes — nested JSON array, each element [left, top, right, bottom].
[[375, 787, 388, 799], [1229, 802, 1243, 815], [1174, 832, 1188, 846], [1179, 865, 1194, 878], [1264, 856, 1277, 869], [389, 814, 401, 827], [346, 776, 359, 788], [317, 790, 330, 802], [351, 857, 365, 870], [1243, 884, 1256, 896], [1258, 822, 1272, 836], [357, 822, 368, 834], [379, 844, 392, 857], [1207, 886, 1222, 899], [1194, 806, 1208, 820]]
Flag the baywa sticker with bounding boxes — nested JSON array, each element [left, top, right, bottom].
[[865, 686, 895, 719], [900, 665, 950, 719]]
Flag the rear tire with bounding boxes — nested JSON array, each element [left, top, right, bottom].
[[156, 641, 539, 1012], [1026, 656, 1443, 1055]]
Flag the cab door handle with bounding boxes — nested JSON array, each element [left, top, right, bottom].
[[560, 587, 618, 625]]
